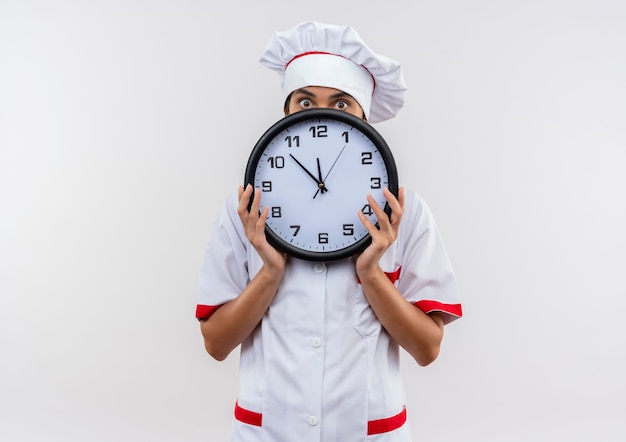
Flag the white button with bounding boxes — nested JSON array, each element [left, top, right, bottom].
[[313, 263, 325, 273], [311, 337, 322, 348], [308, 415, 319, 426]]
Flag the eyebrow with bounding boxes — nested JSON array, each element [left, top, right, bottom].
[[292, 88, 354, 100], [292, 88, 315, 98]]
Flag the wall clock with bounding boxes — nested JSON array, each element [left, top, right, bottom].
[[244, 108, 398, 262]]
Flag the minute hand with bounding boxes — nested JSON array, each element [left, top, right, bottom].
[[323, 144, 348, 182], [289, 154, 329, 193]]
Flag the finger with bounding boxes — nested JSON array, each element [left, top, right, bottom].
[[237, 184, 253, 214], [357, 207, 377, 234], [247, 188, 263, 229], [256, 205, 269, 235], [359, 199, 388, 239], [237, 185, 261, 238], [358, 207, 389, 256], [366, 194, 391, 231], [398, 186, 406, 208], [382, 188, 401, 212], [383, 187, 404, 225], [250, 187, 261, 211]]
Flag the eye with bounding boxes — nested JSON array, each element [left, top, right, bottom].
[[333, 100, 349, 110], [299, 98, 313, 108]]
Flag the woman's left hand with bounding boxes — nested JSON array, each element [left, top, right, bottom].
[[355, 187, 405, 277]]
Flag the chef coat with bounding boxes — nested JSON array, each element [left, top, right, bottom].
[[196, 188, 462, 441]]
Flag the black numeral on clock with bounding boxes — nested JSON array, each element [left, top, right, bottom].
[[370, 177, 381, 189], [271, 207, 282, 218], [309, 125, 328, 138], [361, 204, 373, 216], [342, 224, 355, 236], [261, 181, 272, 192], [267, 156, 285, 168], [285, 135, 300, 147], [361, 152, 373, 165], [318, 233, 329, 244], [290, 225, 300, 236]]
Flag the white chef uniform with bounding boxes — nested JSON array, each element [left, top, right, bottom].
[[196, 22, 462, 441]]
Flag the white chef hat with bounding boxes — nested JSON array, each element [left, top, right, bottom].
[[259, 21, 407, 124]]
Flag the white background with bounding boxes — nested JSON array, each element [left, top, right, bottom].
[[1, 1, 625, 441]]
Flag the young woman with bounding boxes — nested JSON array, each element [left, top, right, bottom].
[[196, 21, 462, 441]]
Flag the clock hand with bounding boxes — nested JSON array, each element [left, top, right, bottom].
[[315, 158, 328, 196], [312, 145, 347, 198], [323, 144, 348, 182], [289, 154, 329, 193], [312, 158, 325, 200], [313, 157, 326, 199], [316, 158, 324, 185]]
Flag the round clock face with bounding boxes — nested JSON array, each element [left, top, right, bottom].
[[244, 108, 398, 262]]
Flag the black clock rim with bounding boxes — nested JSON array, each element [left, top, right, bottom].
[[244, 108, 399, 262]]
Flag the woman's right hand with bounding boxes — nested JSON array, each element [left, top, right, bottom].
[[237, 184, 287, 272]]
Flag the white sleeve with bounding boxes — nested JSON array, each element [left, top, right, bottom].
[[196, 190, 250, 320], [397, 190, 462, 324]]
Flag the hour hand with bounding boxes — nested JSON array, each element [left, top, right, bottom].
[[313, 157, 329, 199], [289, 154, 329, 193], [316, 158, 328, 194]]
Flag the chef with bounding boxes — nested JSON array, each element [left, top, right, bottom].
[[196, 21, 462, 441]]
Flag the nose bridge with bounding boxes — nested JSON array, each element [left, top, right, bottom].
[[313, 89, 335, 109], [315, 93, 334, 109]]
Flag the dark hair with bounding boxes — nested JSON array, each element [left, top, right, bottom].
[[283, 92, 293, 114]]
